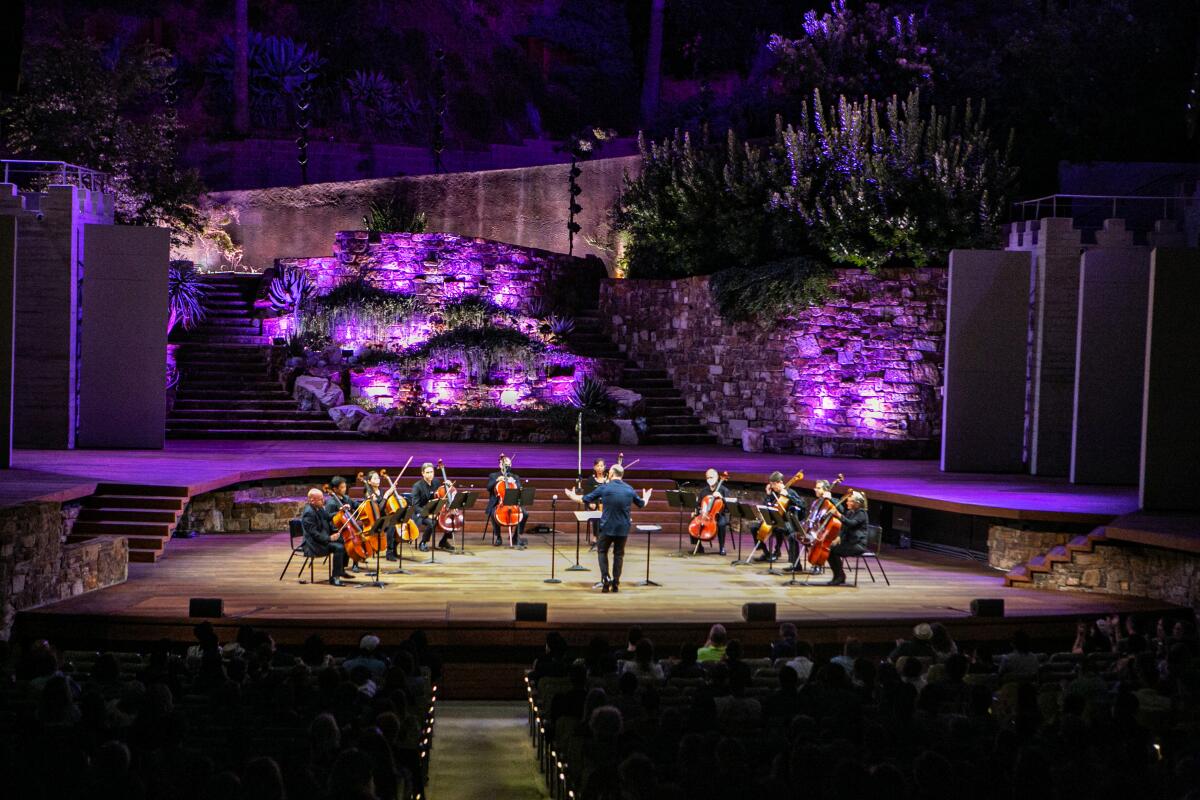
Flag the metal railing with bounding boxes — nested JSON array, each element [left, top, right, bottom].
[[1013, 193, 1195, 223], [1, 159, 108, 193]]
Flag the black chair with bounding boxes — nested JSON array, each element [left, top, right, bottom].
[[279, 518, 330, 583], [851, 524, 891, 586]]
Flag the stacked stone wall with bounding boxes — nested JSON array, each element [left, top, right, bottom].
[[599, 268, 946, 456]]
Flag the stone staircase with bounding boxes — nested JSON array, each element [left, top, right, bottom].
[[1004, 526, 1109, 587], [571, 309, 716, 445], [68, 483, 191, 563], [168, 273, 358, 439]]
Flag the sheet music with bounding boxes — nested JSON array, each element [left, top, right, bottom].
[[573, 510, 602, 521]]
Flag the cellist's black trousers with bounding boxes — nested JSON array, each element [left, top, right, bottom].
[[597, 533, 627, 584], [827, 543, 865, 580]]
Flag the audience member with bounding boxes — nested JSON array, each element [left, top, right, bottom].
[[697, 624, 728, 663]]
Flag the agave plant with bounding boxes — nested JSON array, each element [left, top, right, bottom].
[[548, 314, 576, 340], [526, 296, 550, 320], [168, 261, 207, 333], [571, 376, 611, 413], [268, 267, 313, 333]]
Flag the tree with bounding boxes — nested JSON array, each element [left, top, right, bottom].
[[233, 0, 250, 134], [1, 37, 203, 248], [640, 0, 666, 125]]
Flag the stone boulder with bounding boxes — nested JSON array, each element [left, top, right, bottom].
[[329, 404, 368, 431], [613, 419, 639, 445], [607, 386, 643, 409], [294, 375, 345, 412], [358, 413, 396, 438], [741, 427, 765, 453]]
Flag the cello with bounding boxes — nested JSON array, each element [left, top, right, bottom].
[[755, 469, 805, 542], [435, 459, 463, 533], [688, 470, 729, 541], [352, 471, 383, 557], [494, 453, 523, 533], [807, 475, 850, 567], [381, 466, 420, 542], [327, 483, 370, 564]]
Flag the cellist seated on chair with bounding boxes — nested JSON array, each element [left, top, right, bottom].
[[486, 454, 526, 547], [762, 471, 805, 567], [412, 462, 451, 552], [324, 476, 360, 573], [692, 468, 729, 556], [302, 488, 350, 586], [825, 491, 869, 587]]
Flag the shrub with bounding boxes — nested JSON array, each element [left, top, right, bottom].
[[405, 327, 546, 381], [773, 90, 1016, 269], [708, 258, 832, 327], [302, 278, 425, 344], [440, 296, 514, 330], [613, 127, 808, 279], [363, 193, 428, 233]]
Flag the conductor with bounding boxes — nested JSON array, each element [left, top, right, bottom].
[[565, 464, 651, 593]]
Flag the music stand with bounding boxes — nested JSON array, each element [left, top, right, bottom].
[[664, 489, 697, 557], [635, 525, 662, 587], [451, 491, 478, 555], [570, 510, 599, 571], [505, 486, 535, 548], [545, 496, 562, 584], [757, 506, 788, 575], [734, 505, 777, 567], [416, 497, 447, 565], [383, 504, 415, 576], [728, 499, 759, 566]]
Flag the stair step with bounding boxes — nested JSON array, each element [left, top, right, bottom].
[[130, 549, 163, 563], [82, 496, 186, 510], [94, 483, 190, 497], [74, 520, 174, 536], [178, 334, 266, 345], [181, 380, 283, 389], [166, 429, 363, 439], [175, 390, 293, 400], [173, 399, 299, 410], [77, 508, 180, 523], [623, 379, 674, 389], [632, 387, 682, 398], [167, 417, 336, 430], [169, 409, 330, 420]]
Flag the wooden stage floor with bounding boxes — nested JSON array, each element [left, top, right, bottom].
[[19, 528, 1173, 649]]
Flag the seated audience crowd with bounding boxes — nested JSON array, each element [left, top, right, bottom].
[[528, 615, 1200, 800], [0, 625, 440, 800]]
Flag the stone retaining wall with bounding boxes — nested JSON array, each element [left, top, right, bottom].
[[0, 501, 127, 638], [986, 525, 1076, 571], [600, 268, 947, 457], [1031, 541, 1200, 613], [184, 484, 310, 534]]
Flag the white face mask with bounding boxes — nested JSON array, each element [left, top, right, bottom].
[[707, 476, 718, 487]]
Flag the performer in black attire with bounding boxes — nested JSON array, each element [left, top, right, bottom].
[[324, 476, 360, 572], [565, 464, 651, 593], [579, 457, 607, 545], [412, 462, 452, 552], [761, 471, 805, 568], [302, 488, 350, 585], [826, 491, 869, 586], [486, 454, 526, 547], [694, 467, 728, 556]]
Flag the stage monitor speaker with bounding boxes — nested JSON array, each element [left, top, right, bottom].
[[742, 602, 776, 622], [515, 602, 547, 622], [970, 598, 1004, 618], [189, 597, 224, 618]]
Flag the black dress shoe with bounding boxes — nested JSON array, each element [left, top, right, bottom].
[[385, 552, 398, 562], [719, 548, 727, 556], [601, 580, 611, 594], [828, 576, 847, 586], [330, 576, 343, 586], [438, 541, 454, 552], [418, 542, 429, 552], [492, 538, 502, 546], [350, 563, 361, 573], [611, 582, 620, 593]]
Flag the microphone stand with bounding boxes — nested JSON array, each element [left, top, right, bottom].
[[545, 495, 562, 584]]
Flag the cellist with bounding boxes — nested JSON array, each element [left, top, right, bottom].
[[302, 488, 350, 586], [486, 454, 527, 547], [824, 491, 870, 586], [412, 462, 452, 552], [762, 471, 805, 566], [324, 476, 361, 573], [693, 467, 729, 556]]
